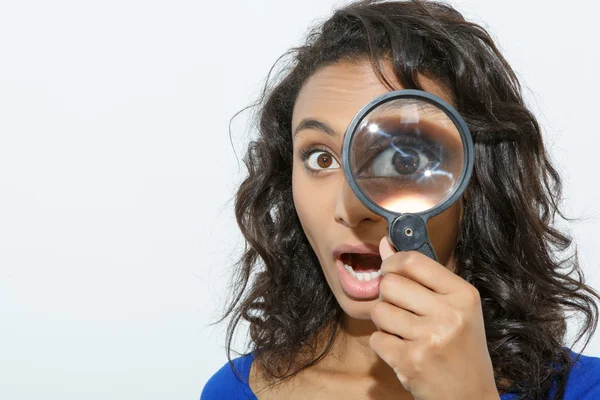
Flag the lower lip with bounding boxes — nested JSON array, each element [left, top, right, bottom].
[[335, 258, 382, 300]]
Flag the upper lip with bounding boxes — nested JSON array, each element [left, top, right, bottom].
[[332, 242, 380, 261]]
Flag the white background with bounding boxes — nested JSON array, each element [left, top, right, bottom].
[[0, 1, 598, 399]]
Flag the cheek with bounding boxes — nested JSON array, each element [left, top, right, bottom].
[[426, 200, 462, 267], [292, 166, 317, 234], [292, 166, 333, 243]]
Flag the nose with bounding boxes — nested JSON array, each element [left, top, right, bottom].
[[334, 175, 382, 228]]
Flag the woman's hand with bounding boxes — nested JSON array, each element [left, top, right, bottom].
[[369, 236, 500, 400]]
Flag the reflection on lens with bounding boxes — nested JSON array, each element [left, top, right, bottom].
[[349, 97, 464, 214], [379, 195, 439, 215]]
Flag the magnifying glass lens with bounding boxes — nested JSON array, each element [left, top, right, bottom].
[[348, 98, 465, 214]]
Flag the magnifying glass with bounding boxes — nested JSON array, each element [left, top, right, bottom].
[[341, 90, 474, 263]]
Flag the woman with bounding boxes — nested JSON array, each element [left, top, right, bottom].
[[202, 1, 600, 399]]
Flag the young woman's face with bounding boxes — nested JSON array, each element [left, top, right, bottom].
[[291, 60, 463, 320]]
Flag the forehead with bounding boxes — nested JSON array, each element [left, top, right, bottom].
[[291, 60, 454, 137]]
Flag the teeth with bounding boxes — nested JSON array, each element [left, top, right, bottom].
[[344, 264, 381, 282]]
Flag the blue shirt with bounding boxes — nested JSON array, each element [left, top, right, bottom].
[[201, 349, 600, 399]]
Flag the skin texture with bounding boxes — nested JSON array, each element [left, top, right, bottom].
[[287, 60, 500, 399]]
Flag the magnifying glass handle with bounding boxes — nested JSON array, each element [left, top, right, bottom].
[[412, 241, 438, 262], [389, 214, 439, 263]]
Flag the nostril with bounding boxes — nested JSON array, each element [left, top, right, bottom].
[[334, 215, 352, 228]]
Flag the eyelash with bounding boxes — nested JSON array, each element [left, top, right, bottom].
[[299, 146, 339, 176]]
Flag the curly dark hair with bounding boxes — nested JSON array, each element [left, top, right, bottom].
[[212, 1, 600, 398]]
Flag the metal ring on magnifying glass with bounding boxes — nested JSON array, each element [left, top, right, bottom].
[[341, 89, 474, 224]]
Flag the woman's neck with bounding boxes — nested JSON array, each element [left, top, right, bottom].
[[314, 315, 402, 384]]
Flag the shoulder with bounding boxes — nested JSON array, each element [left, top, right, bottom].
[[201, 353, 256, 400], [562, 348, 600, 399]]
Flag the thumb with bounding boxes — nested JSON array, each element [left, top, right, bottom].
[[379, 236, 396, 261]]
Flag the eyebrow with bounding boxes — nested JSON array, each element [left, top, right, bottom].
[[293, 118, 339, 138]]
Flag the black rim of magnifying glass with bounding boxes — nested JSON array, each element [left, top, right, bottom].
[[341, 89, 474, 224]]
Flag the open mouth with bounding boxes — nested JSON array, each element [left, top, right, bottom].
[[339, 253, 382, 282]]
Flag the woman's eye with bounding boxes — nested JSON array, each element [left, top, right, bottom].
[[305, 150, 340, 171], [366, 141, 440, 178]]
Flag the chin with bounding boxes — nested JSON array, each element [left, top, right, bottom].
[[336, 293, 378, 320]]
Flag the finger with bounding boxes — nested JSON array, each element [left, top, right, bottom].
[[369, 331, 412, 389], [370, 301, 422, 341], [379, 236, 395, 261], [380, 250, 466, 295], [379, 272, 440, 316]]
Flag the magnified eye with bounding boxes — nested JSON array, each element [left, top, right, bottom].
[[361, 136, 441, 179]]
